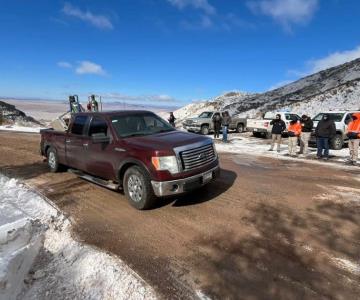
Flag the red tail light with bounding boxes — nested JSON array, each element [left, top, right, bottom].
[[264, 122, 269, 127]]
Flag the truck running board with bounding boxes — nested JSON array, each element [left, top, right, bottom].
[[68, 169, 120, 191]]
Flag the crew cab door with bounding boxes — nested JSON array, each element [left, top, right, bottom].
[[84, 116, 118, 181], [65, 115, 90, 171]]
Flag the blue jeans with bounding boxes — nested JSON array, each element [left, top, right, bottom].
[[317, 137, 330, 157], [222, 126, 228, 142]]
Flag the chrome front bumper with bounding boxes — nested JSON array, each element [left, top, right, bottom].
[[151, 165, 220, 197], [183, 125, 201, 132]]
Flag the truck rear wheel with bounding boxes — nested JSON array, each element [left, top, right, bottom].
[[201, 125, 209, 135], [47, 147, 62, 173], [123, 166, 156, 210]]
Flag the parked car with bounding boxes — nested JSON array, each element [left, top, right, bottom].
[[40, 111, 220, 210], [182, 111, 247, 135], [247, 111, 301, 138], [310, 110, 360, 150]]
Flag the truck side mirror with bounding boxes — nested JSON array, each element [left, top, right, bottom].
[[92, 134, 110, 144]]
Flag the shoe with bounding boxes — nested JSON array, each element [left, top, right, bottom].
[[268, 149, 274, 151], [316, 156, 322, 160], [323, 157, 329, 161]]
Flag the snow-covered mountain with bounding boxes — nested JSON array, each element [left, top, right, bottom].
[[0, 100, 42, 126], [172, 58, 360, 122]]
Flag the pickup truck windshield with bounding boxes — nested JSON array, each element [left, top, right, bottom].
[[198, 112, 213, 118], [313, 113, 344, 122], [111, 113, 175, 138]]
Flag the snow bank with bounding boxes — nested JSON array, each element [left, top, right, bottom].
[[0, 125, 44, 133], [0, 175, 156, 300], [214, 134, 356, 169]]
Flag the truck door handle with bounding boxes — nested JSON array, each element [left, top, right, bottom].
[[65, 139, 71, 144], [83, 143, 89, 148]]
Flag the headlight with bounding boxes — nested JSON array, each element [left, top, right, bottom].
[[151, 156, 179, 174]]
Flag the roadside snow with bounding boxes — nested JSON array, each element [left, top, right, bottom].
[[0, 125, 44, 133], [0, 175, 156, 300], [213, 134, 357, 170]]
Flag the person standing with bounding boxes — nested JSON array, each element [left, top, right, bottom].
[[168, 112, 176, 127], [299, 115, 314, 157], [212, 112, 222, 139], [345, 113, 360, 165], [222, 111, 232, 143], [269, 114, 286, 152], [287, 118, 302, 157], [315, 114, 336, 160]]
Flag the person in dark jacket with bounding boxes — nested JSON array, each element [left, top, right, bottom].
[[168, 112, 176, 127], [221, 111, 232, 143], [269, 114, 286, 152], [299, 115, 314, 156], [315, 114, 336, 160], [212, 112, 222, 139]]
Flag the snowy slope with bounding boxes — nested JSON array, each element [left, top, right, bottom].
[[0, 100, 42, 127], [171, 58, 360, 122], [224, 58, 360, 117]]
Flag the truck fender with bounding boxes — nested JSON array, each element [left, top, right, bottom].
[[117, 158, 152, 183]]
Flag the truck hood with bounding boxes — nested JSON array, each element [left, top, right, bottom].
[[122, 130, 212, 152]]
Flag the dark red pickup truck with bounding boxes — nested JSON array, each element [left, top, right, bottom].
[[40, 111, 220, 209]]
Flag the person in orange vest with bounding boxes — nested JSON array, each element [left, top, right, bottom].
[[287, 118, 302, 157], [345, 113, 360, 165]]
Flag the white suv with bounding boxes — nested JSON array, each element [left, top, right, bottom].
[[311, 110, 360, 150]]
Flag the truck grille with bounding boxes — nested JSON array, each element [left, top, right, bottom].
[[180, 143, 216, 171]]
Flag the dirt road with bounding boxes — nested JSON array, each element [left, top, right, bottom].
[[1, 131, 359, 300]]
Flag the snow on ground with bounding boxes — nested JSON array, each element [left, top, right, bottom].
[[0, 175, 156, 300], [0, 125, 44, 133], [213, 133, 358, 170]]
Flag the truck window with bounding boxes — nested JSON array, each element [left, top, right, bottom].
[[198, 112, 213, 118], [89, 117, 108, 137], [111, 113, 174, 138], [313, 113, 344, 122], [71, 116, 88, 135]]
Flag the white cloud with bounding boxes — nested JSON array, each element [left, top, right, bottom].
[[180, 15, 213, 30], [62, 3, 113, 30], [57, 61, 72, 68], [103, 92, 177, 103], [167, 0, 216, 15], [308, 45, 360, 73], [76, 61, 106, 76], [247, 0, 318, 31]]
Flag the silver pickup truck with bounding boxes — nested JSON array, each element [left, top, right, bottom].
[[183, 111, 247, 135]]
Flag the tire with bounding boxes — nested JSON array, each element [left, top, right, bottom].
[[236, 124, 244, 133], [253, 131, 261, 138], [47, 147, 61, 173], [201, 125, 210, 135], [331, 134, 344, 150], [123, 166, 156, 210]]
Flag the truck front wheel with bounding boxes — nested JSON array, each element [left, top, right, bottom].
[[123, 166, 156, 210], [201, 125, 209, 135]]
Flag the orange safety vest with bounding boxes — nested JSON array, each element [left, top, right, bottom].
[[288, 122, 302, 136], [348, 113, 360, 138]]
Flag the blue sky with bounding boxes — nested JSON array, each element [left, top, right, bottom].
[[0, 0, 360, 106]]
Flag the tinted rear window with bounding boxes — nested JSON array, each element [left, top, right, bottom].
[[71, 116, 88, 135]]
